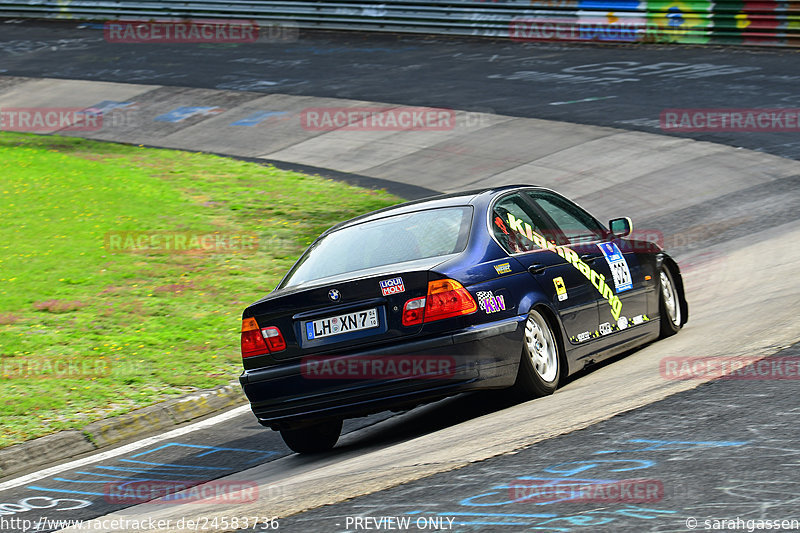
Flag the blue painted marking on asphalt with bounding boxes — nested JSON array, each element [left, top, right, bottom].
[[51, 477, 155, 484], [119, 459, 228, 469], [26, 486, 112, 497], [537, 515, 615, 527], [611, 506, 678, 518], [23, 442, 280, 499], [132, 442, 276, 456], [543, 459, 655, 476], [511, 476, 618, 483], [84, 100, 137, 114], [74, 471, 146, 479], [154, 106, 222, 123], [93, 465, 208, 477], [230, 111, 288, 126], [131, 442, 277, 463], [593, 438, 749, 454], [399, 437, 697, 532]]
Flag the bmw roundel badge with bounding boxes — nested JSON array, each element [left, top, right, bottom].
[[328, 289, 341, 302]]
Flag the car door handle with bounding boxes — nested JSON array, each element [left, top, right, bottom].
[[528, 263, 547, 275], [580, 254, 597, 264]]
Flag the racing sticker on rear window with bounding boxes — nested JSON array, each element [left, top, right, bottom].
[[379, 277, 405, 296], [476, 290, 506, 314], [597, 242, 632, 293]]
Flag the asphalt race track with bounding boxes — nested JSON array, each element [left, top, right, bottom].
[[1, 20, 799, 533], [264, 342, 800, 533], [2, 21, 800, 160]]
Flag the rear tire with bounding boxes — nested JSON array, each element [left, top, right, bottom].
[[279, 419, 342, 454], [658, 265, 683, 338], [508, 309, 561, 402]]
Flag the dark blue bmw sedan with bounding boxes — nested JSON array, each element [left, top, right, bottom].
[[239, 185, 688, 453]]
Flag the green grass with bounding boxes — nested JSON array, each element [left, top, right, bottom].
[[0, 132, 401, 448]]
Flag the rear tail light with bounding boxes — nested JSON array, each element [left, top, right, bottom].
[[402, 297, 426, 326], [261, 326, 286, 352], [401, 279, 477, 326], [241, 318, 268, 358], [241, 319, 286, 358], [425, 279, 477, 321]]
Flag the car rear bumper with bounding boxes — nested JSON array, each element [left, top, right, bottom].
[[239, 316, 525, 428]]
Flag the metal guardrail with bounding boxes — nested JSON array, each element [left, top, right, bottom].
[[0, 1, 798, 47]]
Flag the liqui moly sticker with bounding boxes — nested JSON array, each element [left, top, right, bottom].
[[379, 277, 405, 296]]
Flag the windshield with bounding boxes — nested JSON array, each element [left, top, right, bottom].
[[279, 206, 473, 288]]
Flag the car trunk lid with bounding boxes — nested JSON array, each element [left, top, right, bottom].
[[243, 259, 450, 364]]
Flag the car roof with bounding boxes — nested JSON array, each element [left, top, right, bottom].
[[325, 184, 540, 235]]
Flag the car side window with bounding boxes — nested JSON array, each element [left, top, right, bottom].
[[526, 191, 605, 245], [491, 193, 552, 254]]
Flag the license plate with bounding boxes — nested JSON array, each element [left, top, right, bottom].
[[306, 308, 379, 340]]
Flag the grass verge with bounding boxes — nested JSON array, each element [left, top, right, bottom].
[[0, 132, 401, 448]]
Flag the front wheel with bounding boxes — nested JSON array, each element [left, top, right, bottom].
[[658, 265, 684, 338], [279, 419, 342, 454], [508, 309, 561, 401]]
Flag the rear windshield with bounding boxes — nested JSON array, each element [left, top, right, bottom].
[[279, 206, 473, 288]]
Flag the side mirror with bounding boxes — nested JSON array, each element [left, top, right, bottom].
[[609, 217, 632, 238]]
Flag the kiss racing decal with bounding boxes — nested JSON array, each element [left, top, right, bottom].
[[379, 277, 405, 296], [597, 242, 632, 293], [506, 213, 623, 320], [476, 290, 506, 314]]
